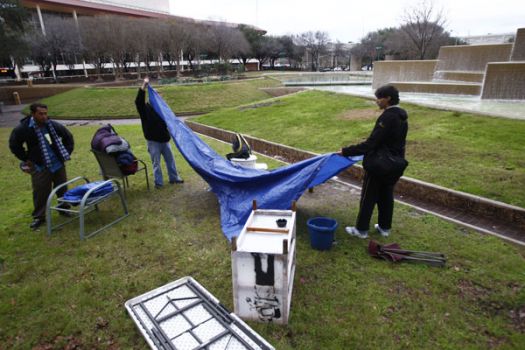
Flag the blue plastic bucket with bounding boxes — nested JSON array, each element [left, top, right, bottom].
[[307, 217, 338, 251]]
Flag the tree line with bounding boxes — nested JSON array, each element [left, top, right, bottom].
[[1, 0, 457, 79]]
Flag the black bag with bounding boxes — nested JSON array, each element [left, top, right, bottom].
[[226, 133, 251, 160], [363, 147, 408, 179]]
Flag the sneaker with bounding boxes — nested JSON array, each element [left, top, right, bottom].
[[169, 176, 184, 184], [345, 226, 368, 239], [374, 224, 391, 237], [57, 203, 72, 217]]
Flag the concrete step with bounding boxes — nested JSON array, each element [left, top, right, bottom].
[[433, 70, 485, 83], [391, 81, 482, 95]]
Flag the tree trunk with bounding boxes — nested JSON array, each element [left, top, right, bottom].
[[96, 59, 103, 82], [135, 54, 141, 80]]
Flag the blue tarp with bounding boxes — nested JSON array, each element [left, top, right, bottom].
[[148, 86, 359, 240]]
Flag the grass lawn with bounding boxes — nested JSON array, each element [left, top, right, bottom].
[[36, 78, 281, 118], [1, 126, 525, 349], [194, 90, 525, 208]]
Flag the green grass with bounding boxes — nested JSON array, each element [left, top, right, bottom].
[[194, 90, 525, 207], [36, 78, 281, 118], [1, 126, 525, 349]]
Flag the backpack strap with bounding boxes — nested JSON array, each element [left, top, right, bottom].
[[232, 133, 242, 153], [239, 134, 251, 154]]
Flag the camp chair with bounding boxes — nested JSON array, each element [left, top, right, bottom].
[[91, 149, 150, 193], [368, 240, 446, 267], [46, 176, 128, 240]]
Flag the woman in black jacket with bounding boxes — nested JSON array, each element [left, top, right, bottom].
[[339, 85, 408, 239]]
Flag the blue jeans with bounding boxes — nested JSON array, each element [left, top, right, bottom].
[[147, 140, 179, 186]]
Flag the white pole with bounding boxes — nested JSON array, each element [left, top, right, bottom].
[[72, 10, 89, 77], [11, 56, 21, 81], [36, 5, 46, 35]]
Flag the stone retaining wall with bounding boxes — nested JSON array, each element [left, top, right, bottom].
[[186, 121, 525, 234], [0, 85, 79, 104]]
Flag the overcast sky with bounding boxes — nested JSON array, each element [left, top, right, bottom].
[[169, 0, 524, 43]]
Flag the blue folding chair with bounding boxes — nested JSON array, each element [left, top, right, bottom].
[[46, 176, 128, 240]]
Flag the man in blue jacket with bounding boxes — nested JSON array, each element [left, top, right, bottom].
[[135, 77, 183, 189], [9, 103, 75, 230]]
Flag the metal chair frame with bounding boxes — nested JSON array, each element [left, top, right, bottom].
[[91, 149, 150, 193], [46, 176, 129, 240]]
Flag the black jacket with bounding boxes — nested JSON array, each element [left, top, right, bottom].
[[135, 88, 171, 143], [342, 106, 408, 158], [9, 116, 74, 167]]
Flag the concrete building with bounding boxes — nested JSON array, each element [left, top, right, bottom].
[[12, 0, 262, 78], [459, 33, 515, 45]]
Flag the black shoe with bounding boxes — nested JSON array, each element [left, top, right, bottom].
[[57, 204, 72, 217], [59, 210, 72, 218], [30, 218, 45, 230], [169, 176, 184, 184]]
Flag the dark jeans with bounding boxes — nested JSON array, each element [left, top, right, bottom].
[[355, 172, 397, 231], [31, 166, 68, 219]]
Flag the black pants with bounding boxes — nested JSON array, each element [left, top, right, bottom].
[[31, 166, 68, 219], [355, 172, 396, 231]]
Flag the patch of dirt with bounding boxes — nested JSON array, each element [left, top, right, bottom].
[[338, 108, 379, 121], [33, 335, 83, 350], [457, 279, 491, 300], [509, 305, 525, 332], [259, 87, 305, 97], [238, 100, 283, 111]]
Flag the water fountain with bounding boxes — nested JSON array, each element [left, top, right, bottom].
[[272, 72, 372, 86], [372, 27, 525, 100]]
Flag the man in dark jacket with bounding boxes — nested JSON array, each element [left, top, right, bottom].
[[9, 103, 75, 230], [339, 85, 408, 239], [135, 77, 183, 188]]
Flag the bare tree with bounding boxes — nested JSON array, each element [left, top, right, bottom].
[[400, 0, 447, 59], [122, 17, 152, 79], [206, 24, 248, 64], [265, 36, 283, 69], [164, 20, 189, 77], [184, 23, 207, 73], [286, 35, 305, 69], [333, 41, 351, 68], [103, 16, 130, 79], [252, 35, 270, 69], [1, 0, 30, 72], [237, 24, 265, 69], [27, 30, 52, 75], [298, 31, 330, 71], [27, 15, 80, 80], [78, 16, 112, 80]]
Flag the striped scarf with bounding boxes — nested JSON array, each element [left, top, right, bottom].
[[34, 120, 70, 168]]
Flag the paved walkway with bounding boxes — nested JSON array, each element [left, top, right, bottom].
[[0, 103, 27, 128], [0, 105, 190, 128]]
